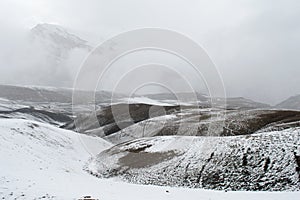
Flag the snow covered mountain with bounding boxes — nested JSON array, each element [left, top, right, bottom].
[[65, 101, 299, 144], [276, 95, 300, 110], [0, 84, 127, 125], [3, 119, 299, 199], [143, 93, 270, 110], [0, 84, 121, 103], [0, 85, 299, 195], [1, 118, 299, 199], [30, 23, 92, 58], [100, 109, 300, 144], [5, 23, 92, 87], [87, 130, 300, 191]]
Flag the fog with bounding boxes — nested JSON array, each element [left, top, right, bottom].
[[0, 0, 300, 105]]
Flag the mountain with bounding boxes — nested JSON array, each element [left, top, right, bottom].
[[0, 85, 300, 194], [65, 98, 275, 143], [30, 23, 92, 66], [142, 93, 270, 110], [18, 23, 93, 87], [30, 23, 91, 64], [0, 84, 125, 126], [102, 109, 300, 144], [87, 129, 300, 191], [276, 95, 300, 110], [30, 23, 91, 53], [223, 97, 270, 110], [0, 84, 125, 104], [0, 84, 72, 103], [1, 120, 297, 199]]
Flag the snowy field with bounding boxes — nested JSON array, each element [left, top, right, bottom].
[[0, 119, 299, 199]]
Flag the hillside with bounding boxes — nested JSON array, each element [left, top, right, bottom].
[[2, 119, 298, 199], [276, 95, 300, 110], [0, 85, 299, 195], [87, 130, 300, 191]]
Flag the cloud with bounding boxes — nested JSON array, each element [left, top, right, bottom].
[[0, 0, 299, 104]]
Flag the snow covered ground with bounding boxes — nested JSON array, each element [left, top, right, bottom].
[[119, 96, 195, 106], [0, 119, 299, 199], [89, 130, 300, 191]]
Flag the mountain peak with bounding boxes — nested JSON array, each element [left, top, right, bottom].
[[31, 23, 91, 50]]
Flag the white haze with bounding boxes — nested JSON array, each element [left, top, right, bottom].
[[0, 0, 300, 105]]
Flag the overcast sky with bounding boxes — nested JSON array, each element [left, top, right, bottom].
[[0, 0, 299, 105]]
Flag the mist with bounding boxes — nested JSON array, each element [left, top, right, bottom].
[[0, 0, 300, 105]]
